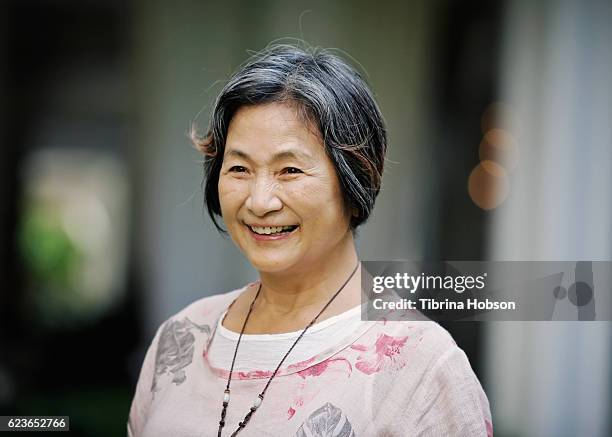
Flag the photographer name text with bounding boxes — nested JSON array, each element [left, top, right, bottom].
[[371, 297, 517, 311]]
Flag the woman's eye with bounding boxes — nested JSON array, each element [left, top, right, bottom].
[[229, 166, 248, 173], [282, 167, 303, 175]]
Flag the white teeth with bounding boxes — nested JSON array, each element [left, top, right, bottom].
[[250, 225, 295, 235]]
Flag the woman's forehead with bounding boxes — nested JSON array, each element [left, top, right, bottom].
[[226, 103, 324, 159], [229, 103, 316, 135]]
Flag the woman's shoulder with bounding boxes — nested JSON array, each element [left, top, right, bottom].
[[360, 318, 492, 436], [351, 312, 463, 377], [371, 312, 457, 355], [161, 281, 257, 328]]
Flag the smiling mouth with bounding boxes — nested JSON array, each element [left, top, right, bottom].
[[248, 225, 299, 235]]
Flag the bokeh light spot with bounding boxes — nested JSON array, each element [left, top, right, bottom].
[[480, 101, 520, 134], [468, 160, 510, 210], [479, 128, 519, 173]]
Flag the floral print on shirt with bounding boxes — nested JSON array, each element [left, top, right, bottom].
[[350, 333, 410, 375]]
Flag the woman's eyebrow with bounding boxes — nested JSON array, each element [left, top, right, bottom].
[[271, 149, 313, 163], [225, 148, 313, 163], [225, 148, 251, 160]]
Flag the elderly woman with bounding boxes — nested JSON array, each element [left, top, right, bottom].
[[128, 45, 492, 436]]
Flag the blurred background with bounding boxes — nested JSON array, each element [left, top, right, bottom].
[[1, 0, 611, 436]]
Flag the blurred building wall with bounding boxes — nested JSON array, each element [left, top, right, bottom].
[[487, 0, 612, 436]]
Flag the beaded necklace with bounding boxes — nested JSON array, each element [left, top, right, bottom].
[[217, 262, 359, 436]]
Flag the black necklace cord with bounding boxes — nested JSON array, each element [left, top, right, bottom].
[[218, 284, 261, 437], [218, 261, 360, 437]]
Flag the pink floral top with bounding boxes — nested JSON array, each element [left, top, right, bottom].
[[128, 283, 493, 436]]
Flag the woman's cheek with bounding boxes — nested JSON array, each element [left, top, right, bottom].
[[289, 179, 335, 214], [287, 176, 324, 200], [219, 178, 247, 205]]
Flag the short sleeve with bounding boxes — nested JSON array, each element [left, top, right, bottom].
[[127, 324, 163, 437], [409, 346, 493, 437]]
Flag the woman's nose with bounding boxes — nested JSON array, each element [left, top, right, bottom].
[[245, 175, 283, 216]]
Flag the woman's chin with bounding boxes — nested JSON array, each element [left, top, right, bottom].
[[246, 254, 300, 274]]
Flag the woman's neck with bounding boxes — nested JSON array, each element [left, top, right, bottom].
[[256, 237, 361, 318]]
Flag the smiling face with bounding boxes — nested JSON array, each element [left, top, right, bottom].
[[218, 102, 353, 274]]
